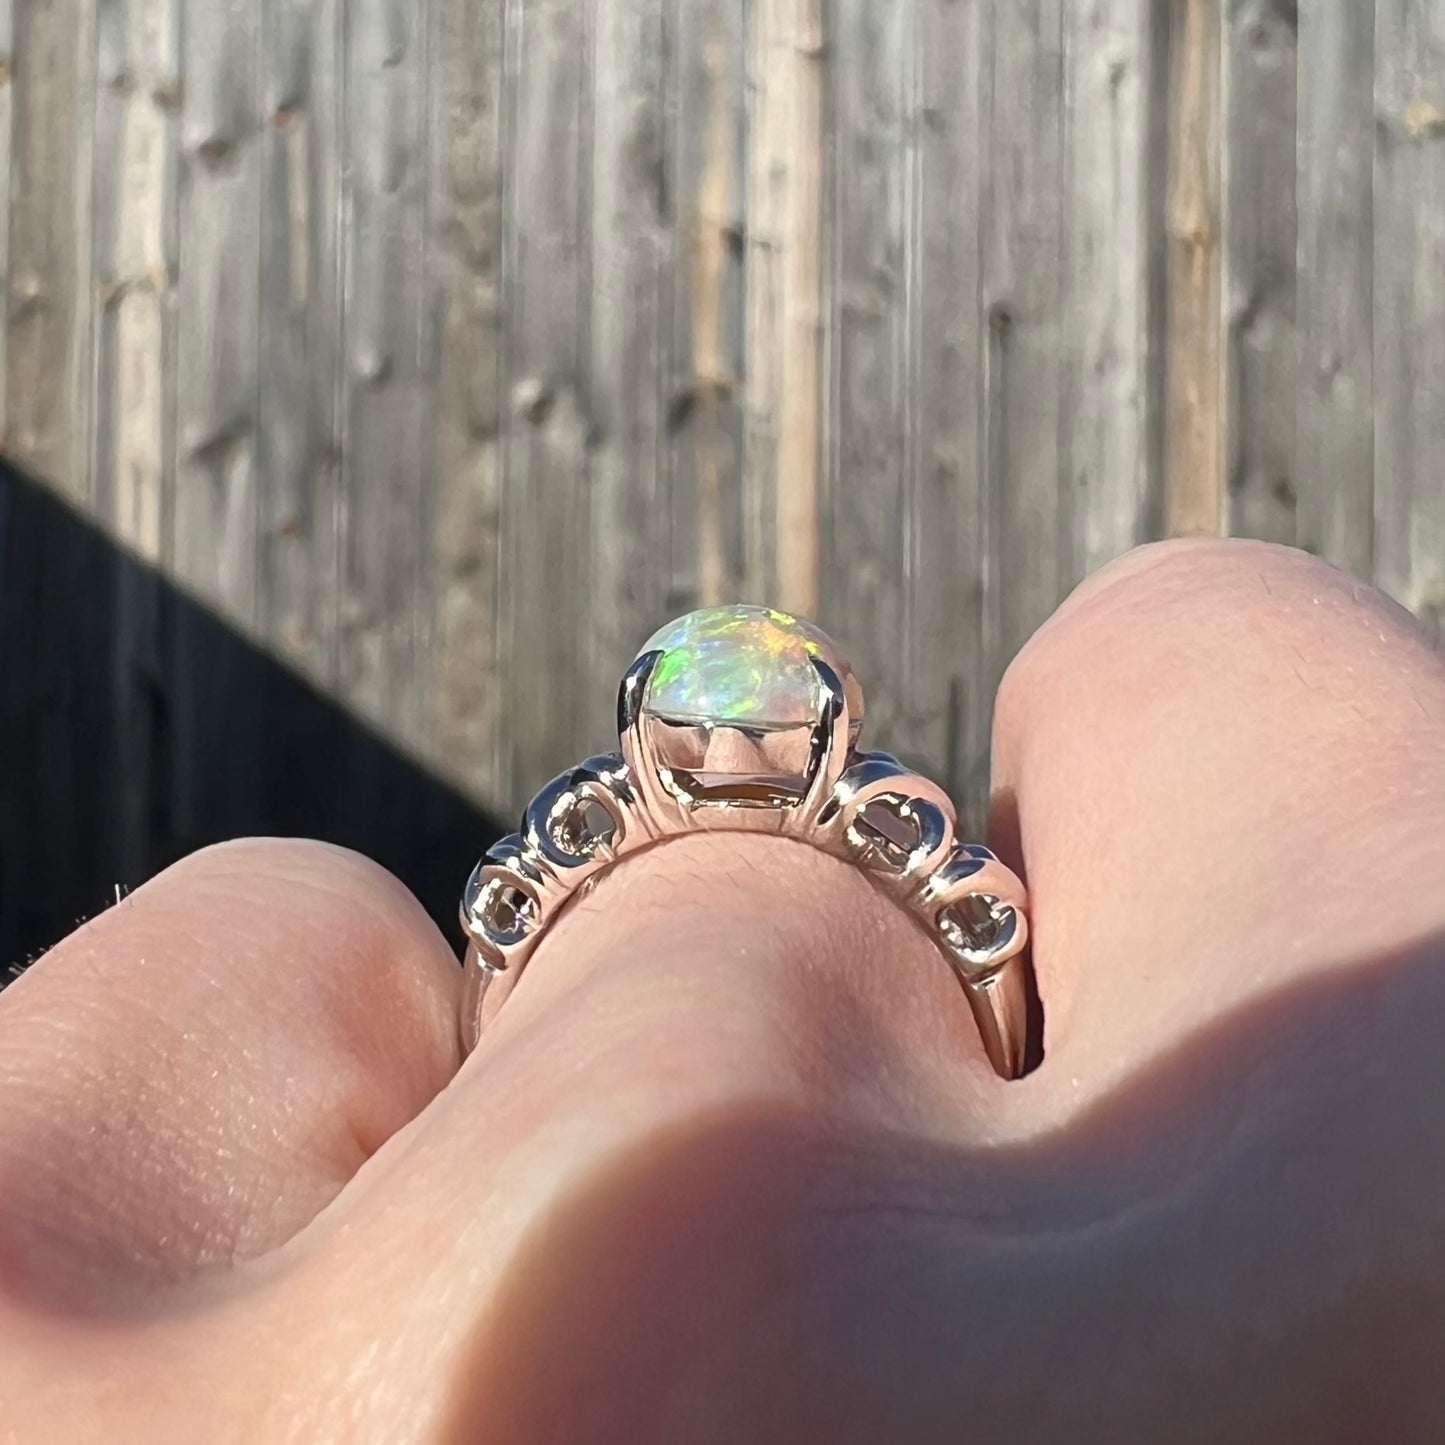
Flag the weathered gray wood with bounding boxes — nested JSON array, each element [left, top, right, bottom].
[[1163, 0, 1224, 535], [1222, 0, 1298, 544], [0, 2, 14, 450], [5, 0, 1445, 831], [1294, 0, 1373, 579], [89, 0, 179, 892], [6, 0, 94, 500], [91, 0, 179, 561], [1060, 0, 1166, 583], [67, 0, 98, 503], [173, 0, 261, 617], [979, 0, 1066, 703], [1373, 0, 1445, 637], [255, 0, 343, 677], [583, 0, 672, 732], [906, 0, 987, 815], [167, 0, 264, 860], [496, 0, 593, 799], [423, 0, 506, 801], [665, 0, 748, 613], [744, 0, 824, 614], [336, 0, 430, 735], [823, 0, 911, 749]]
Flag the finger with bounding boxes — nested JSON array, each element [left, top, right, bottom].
[[239, 824, 1020, 1436], [0, 838, 461, 1308], [991, 537, 1445, 1099], [242, 549, 1445, 1437]]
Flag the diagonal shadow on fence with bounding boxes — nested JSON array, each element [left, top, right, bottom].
[[0, 462, 502, 975]]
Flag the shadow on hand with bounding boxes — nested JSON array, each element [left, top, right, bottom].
[[442, 926, 1445, 1444]]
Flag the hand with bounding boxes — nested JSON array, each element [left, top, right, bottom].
[[4, 539, 1444, 1443]]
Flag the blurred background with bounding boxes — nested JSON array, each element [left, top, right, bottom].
[[1, 0, 1442, 969]]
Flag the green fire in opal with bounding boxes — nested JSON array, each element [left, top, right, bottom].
[[639, 604, 840, 729]]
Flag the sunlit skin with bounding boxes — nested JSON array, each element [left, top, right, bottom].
[[3, 539, 1445, 1442]]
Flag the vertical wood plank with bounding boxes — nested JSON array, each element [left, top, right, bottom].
[[666, 0, 747, 612], [1163, 0, 1224, 535], [0, 0, 14, 444], [255, 0, 344, 677], [1294, 0, 1373, 577], [584, 0, 671, 731], [423, 0, 505, 800], [1374, 0, 1445, 634], [174, 0, 261, 618], [90, 0, 178, 888], [67, 0, 97, 504], [1222, 0, 1298, 543], [824, 0, 910, 749], [744, 0, 824, 614], [91, 0, 179, 561], [907, 0, 986, 811], [1059, 0, 1166, 584], [168, 0, 264, 864], [337, 0, 430, 733], [497, 0, 592, 797], [6, 0, 94, 500], [14, 0, 1445, 831], [980, 0, 1065, 735]]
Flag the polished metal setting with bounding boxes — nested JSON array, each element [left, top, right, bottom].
[[460, 609, 1032, 1078]]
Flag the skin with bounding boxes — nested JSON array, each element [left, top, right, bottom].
[[2, 537, 1444, 1443]]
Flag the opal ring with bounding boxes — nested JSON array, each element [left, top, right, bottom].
[[458, 605, 1033, 1078]]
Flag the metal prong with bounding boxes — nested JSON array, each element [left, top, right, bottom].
[[793, 657, 852, 831], [962, 955, 1028, 1080], [617, 649, 661, 736], [617, 649, 680, 836]]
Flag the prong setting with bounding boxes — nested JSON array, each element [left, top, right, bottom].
[[460, 605, 1033, 1077]]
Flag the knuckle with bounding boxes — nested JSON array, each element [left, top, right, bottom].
[[172, 837, 389, 898], [996, 538, 1385, 737], [163, 839, 439, 972]]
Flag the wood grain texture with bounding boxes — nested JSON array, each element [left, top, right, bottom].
[[1060, 0, 1166, 584], [173, 0, 261, 616], [91, 0, 180, 562], [4, 0, 1445, 828], [979, 0, 1066, 705], [824, 0, 911, 748], [6, 0, 94, 498], [666, 0, 747, 613], [90, 0, 178, 888], [1163, 0, 1224, 535], [583, 0, 672, 735], [255, 0, 343, 677], [906, 0, 987, 816], [496, 0, 593, 799], [745, 0, 824, 614], [337, 0, 430, 735], [1222, 0, 1298, 544], [0, 2, 15, 453], [1295, 0, 1374, 578], [423, 0, 505, 800], [1373, 0, 1445, 636]]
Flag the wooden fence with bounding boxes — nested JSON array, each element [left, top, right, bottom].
[[2, 0, 1442, 829]]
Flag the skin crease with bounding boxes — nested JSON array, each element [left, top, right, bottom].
[[1, 539, 1444, 1443]]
